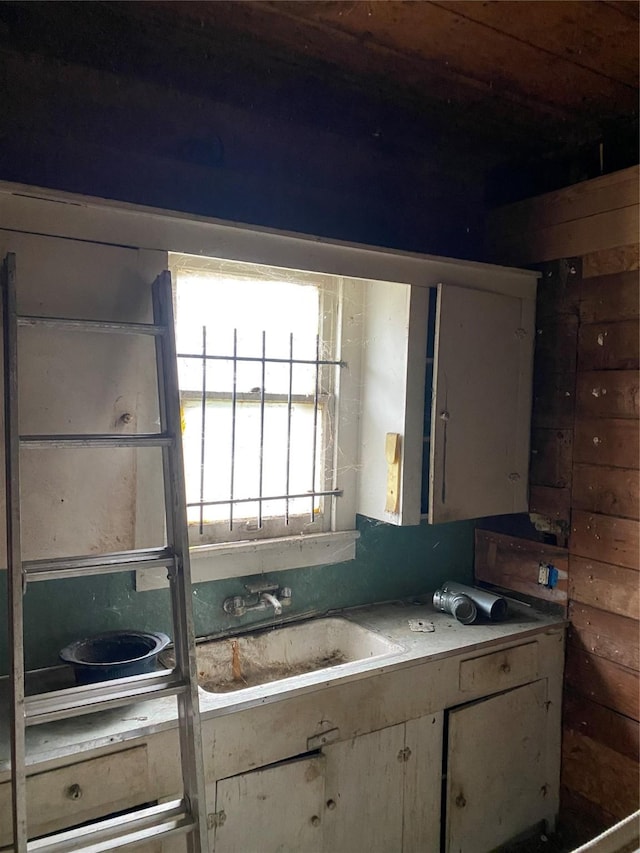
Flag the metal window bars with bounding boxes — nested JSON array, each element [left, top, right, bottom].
[[177, 326, 344, 534], [1, 256, 207, 852]]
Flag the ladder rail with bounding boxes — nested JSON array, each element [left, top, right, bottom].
[[153, 271, 209, 853], [2, 252, 28, 853]]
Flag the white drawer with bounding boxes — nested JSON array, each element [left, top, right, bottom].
[[0, 744, 150, 846], [458, 642, 539, 694]]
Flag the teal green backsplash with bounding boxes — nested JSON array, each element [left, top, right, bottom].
[[0, 515, 474, 674]]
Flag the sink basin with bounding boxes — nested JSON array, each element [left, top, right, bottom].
[[179, 617, 404, 694]]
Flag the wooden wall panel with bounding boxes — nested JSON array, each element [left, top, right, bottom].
[[534, 315, 579, 375], [559, 787, 620, 848], [565, 645, 639, 720], [447, 3, 638, 89], [568, 601, 639, 670], [572, 464, 639, 520], [532, 373, 576, 429], [575, 370, 640, 419], [530, 428, 573, 487], [578, 320, 639, 370], [536, 259, 581, 318], [564, 689, 639, 762], [574, 417, 639, 468], [582, 244, 639, 279], [580, 270, 640, 323], [561, 728, 639, 821], [570, 510, 639, 569], [569, 555, 639, 620], [529, 485, 571, 525], [475, 529, 568, 604], [488, 172, 639, 839], [488, 168, 639, 235], [489, 205, 640, 266]]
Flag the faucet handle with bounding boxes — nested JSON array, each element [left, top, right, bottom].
[[223, 595, 246, 616]]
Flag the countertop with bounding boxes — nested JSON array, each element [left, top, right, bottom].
[[0, 599, 566, 774]]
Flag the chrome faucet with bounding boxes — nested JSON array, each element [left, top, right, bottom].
[[259, 591, 284, 616], [223, 583, 292, 617]]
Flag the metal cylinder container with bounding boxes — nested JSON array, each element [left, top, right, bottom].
[[441, 581, 508, 621], [432, 589, 478, 625]]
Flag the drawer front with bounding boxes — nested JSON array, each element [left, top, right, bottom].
[[459, 642, 539, 694], [0, 744, 149, 845]]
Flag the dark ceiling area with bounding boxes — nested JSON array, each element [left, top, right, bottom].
[[0, 1, 637, 257]]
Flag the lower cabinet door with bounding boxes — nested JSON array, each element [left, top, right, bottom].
[[322, 724, 406, 853], [210, 714, 444, 853], [445, 679, 549, 853], [403, 714, 444, 853], [212, 754, 325, 853], [322, 714, 443, 853]]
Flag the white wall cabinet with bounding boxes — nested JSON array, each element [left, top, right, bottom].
[[361, 277, 536, 528], [0, 229, 167, 563], [0, 183, 538, 545], [428, 282, 535, 523]]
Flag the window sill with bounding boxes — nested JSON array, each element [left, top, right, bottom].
[[135, 530, 360, 590]]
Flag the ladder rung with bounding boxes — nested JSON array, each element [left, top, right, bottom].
[[19, 433, 174, 449], [26, 671, 187, 725], [25, 798, 193, 853], [17, 315, 167, 337], [23, 547, 176, 582]]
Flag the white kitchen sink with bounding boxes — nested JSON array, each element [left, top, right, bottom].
[[181, 617, 404, 693]]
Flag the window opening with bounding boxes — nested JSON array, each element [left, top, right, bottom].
[[172, 255, 345, 545]]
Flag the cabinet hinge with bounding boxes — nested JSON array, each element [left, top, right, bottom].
[[397, 747, 412, 763], [208, 810, 227, 829]]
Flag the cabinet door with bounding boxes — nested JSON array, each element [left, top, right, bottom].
[[323, 725, 406, 853], [212, 754, 325, 853], [428, 283, 535, 523], [0, 231, 168, 563], [403, 713, 444, 853], [445, 680, 549, 853], [322, 714, 443, 853]]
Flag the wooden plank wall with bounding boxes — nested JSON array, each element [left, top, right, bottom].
[[487, 165, 639, 843]]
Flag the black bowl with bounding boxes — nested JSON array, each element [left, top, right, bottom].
[[60, 630, 171, 684]]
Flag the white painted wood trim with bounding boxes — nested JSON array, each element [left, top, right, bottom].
[[331, 278, 363, 533], [401, 286, 430, 525], [135, 530, 360, 590], [0, 181, 538, 297], [356, 281, 427, 526]]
